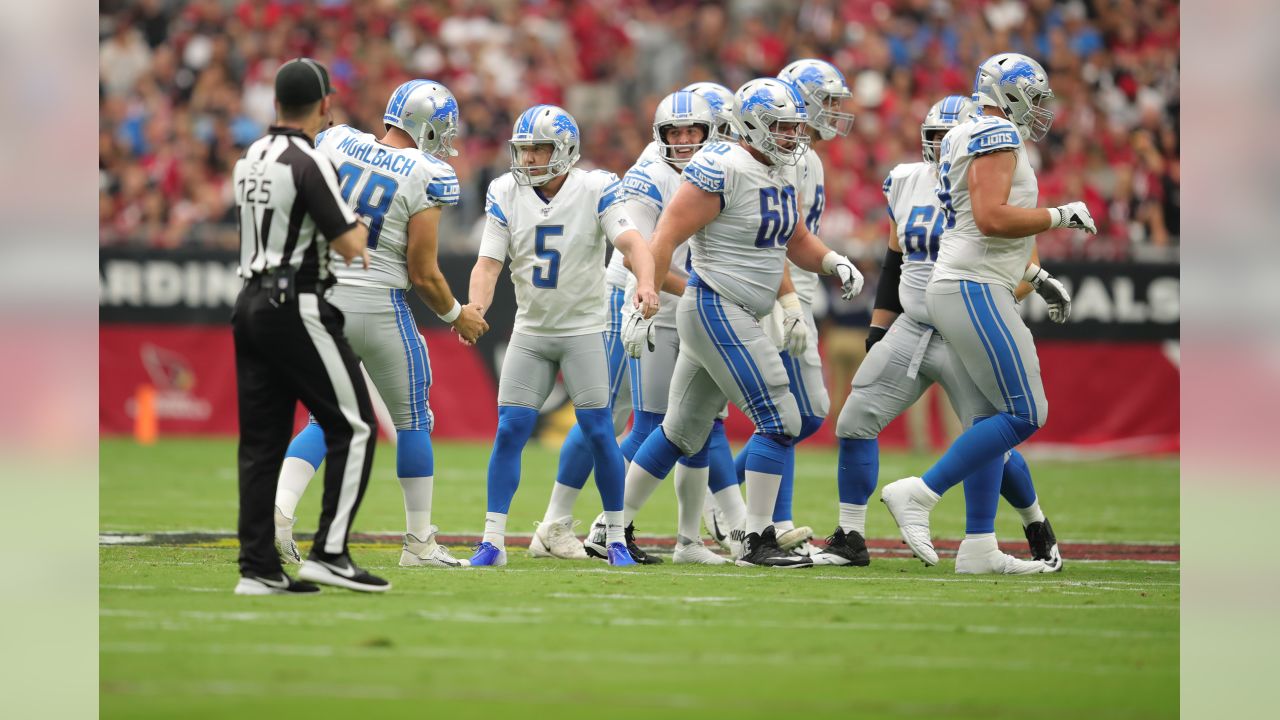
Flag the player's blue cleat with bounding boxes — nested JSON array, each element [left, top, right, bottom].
[[607, 542, 637, 566], [469, 542, 507, 567]]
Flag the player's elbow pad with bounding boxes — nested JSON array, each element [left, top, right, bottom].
[[874, 248, 905, 314]]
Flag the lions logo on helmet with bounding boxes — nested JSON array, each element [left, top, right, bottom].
[[509, 105, 582, 187], [972, 53, 1055, 141], [681, 81, 736, 140], [778, 59, 855, 141], [732, 78, 809, 166], [384, 80, 461, 158], [920, 95, 979, 164]]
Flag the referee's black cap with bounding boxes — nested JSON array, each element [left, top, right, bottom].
[[275, 58, 336, 106]]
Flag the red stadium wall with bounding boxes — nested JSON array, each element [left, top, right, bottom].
[[99, 326, 1178, 453]]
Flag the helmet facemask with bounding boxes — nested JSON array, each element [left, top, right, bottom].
[[810, 93, 855, 141], [1006, 82, 1055, 142], [509, 142, 572, 187]]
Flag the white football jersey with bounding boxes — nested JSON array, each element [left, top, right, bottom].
[[930, 116, 1039, 292], [315, 124, 459, 297], [789, 149, 825, 306], [480, 168, 633, 336], [619, 151, 689, 330], [603, 141, 664, 289], [883, 161, 946, 325], [682, 141, 803, 318]]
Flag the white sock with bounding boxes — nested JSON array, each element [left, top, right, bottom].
[[774, 519, 795, 533], [1015, 499, 1046, 527], [543, 482, 582, 524], [275, 457, 316, 519], [962, 532, 997, 553], [674, 464, 709, 541], [399, 475, 434, 539], [839, 503, 867, 535], [622, 462, 664, 526], [483, 512, 507, 547], [604, 510, 625, 545], [744, 469, 782, 535], [713, 484, 747, 534]]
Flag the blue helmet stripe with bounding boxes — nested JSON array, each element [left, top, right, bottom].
[[516, 105, 546, 135], [385, 80, 427, 122]]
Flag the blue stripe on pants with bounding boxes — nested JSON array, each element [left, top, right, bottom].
[[393, 290, 433, 431], [977, 284, 1037, 425], [958, 281, 1020, 419], [695, 287, 781, 433]]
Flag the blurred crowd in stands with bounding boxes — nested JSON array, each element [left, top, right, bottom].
[[99, 0, 1179, 263]]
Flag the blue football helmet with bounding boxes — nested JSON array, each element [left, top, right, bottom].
[[972, 53, 1054, 141], [733, 77, 809, 166], [508, 104, 581, 187], [653, 91, 715, 168], [778, 58, 854, 140], [383, 80, 460, 157], [681, 81, 736, 140], [921, 95, 979, 164]]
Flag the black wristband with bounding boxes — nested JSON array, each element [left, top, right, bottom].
[[866, 325, 888, 353], [874, 248, 905, 315]]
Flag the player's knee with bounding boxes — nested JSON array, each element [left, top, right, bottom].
[[396, 429, 434, 478], [495, 406, 538, 447], [797, 414, 825, 443], [836, 402, 886, 441], [573, 407, 615, 444]]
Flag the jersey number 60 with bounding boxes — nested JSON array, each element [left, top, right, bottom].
[[755, 186, 798, 248]]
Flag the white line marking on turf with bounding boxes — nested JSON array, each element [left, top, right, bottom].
[[543, 591, 1174, 612]]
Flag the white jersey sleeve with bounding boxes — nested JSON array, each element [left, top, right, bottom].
[[684, 142, 797, 318], [619, 157, 687, 330], [931, 116, 1038, 292], [788, 150, 824, 307], [316, 124, 460, 305], [479, 175, 514, 262], [885, 161, 946, 325]]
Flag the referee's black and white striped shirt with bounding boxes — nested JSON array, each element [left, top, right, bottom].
[[233, 126, 358, 292]]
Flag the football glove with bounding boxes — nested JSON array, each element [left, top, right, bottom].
[[1023, 263, 1072, 324], [1048, 201, 1097, 234], [621, 311, 656, 358], [778, 292, 809, 356], [822, 251, 864, 300]]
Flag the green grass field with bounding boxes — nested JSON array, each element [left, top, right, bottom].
[[100, 437, 1179, 719]]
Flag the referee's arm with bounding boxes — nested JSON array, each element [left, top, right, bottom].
[[301, 159, 369, 267]]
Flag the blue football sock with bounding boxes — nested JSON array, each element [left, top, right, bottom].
[[619, 411, 663, 463], [576, 407, 626, 513], [395, 429, 434, 478], [733, 444, 748, 487], [837, 437, 879, 505], [962, 454, 1005, 535], [486, 406, 538, 514], [773, 414, 825, 523], [554, 424, 594, 491], [745, 434, 791, 476], [632, 425, 685, 482], [704, 421, 738, 493], [922, 413, 1038, 496], [284, 421, 326, 469], [999, 448, 1037, 509]]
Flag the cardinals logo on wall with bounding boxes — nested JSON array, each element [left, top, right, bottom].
[[127, 343, 212, 421]]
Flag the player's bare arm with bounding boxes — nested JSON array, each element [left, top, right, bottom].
[[408, 207, 488, 344], [784, 222, 864, 299], [612, 229, 660, 319], [967, 150, 1058, 238], [648, 181, 722, 286], [467, 256, 504, 320]]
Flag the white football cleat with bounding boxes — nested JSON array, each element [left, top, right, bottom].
[[529, 516, 588, 559], [274, 506, 301, 565], [727, 527, 746, 561], [702, 500, 732, 553], [954, 535, 1054, 575], [776, 525, 814, 551], [673, 540, 729, 565], [880, 477, 940, 566], [400, 528, 468, 568]]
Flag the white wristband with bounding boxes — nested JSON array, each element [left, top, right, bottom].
[[437, 300, 462, 324], [1046, 207, 1063, 229]]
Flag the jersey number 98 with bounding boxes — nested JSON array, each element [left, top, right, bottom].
[[336, 162, 399, 250], [533, 225, 563, 288], [755, 186, 798, 248]]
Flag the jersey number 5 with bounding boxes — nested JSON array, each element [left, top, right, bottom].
[[533, 225, 563, 289], [755, 186, 798, 248], [903, 206, 944, 262], [336, 162, 399, 250]]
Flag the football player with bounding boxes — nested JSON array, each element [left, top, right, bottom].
[[621, 78, 864, 568], [466, 105, 659, 567], [272, 80, 488, 571], [881, 55, 1090, 574], [821, 95, 1063, 570]]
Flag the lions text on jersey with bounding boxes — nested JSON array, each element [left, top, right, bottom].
[[315, 124, 460, 304], [930, 116, 1038, 292], [682, 141, 803, 318], [883, 160, 950, 325], [481, 168, 634, 336]]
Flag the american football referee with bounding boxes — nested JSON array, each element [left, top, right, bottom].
[[230, 58, 388, 595]]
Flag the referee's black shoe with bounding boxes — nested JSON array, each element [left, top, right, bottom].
[[815, 527, 871, 567], [625, 523, 663, 564], [298, 554, 391, 593], [234, 571, 321, 596], [736, 526, 813, 568]]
